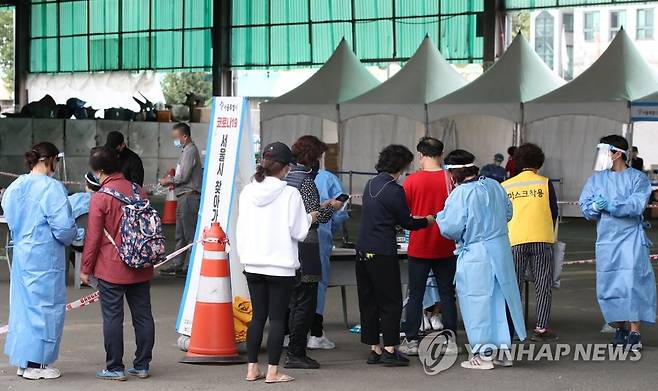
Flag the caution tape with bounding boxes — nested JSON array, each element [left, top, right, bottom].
[[0, 240, 199, 335], [558, 200, 658, 209], [0, 171, 162, 194], [562, 254, 658, 266]]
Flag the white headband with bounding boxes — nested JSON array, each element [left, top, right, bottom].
[[596, 143, 626, 153], [444, 163, 475, 169]]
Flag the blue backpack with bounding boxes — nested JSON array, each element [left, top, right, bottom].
[[99, 183, 166, 268]]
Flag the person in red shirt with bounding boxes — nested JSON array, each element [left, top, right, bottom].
[[505, 146, 517, 178], [81, 147, 155, 381], [399, 137, 457, 356]]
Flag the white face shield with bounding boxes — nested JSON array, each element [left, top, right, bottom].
[[593, 143, 625, 171]]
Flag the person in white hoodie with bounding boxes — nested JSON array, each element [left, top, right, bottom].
[[237, 142, 318, 384]]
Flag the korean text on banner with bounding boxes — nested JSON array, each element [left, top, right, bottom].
[[176, 97, 254, 335]]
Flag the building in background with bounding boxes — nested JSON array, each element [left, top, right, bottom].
[[526, 4, 657, 80]]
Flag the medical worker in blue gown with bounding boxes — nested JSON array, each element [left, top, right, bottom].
[[308, 167, 348, 349], [579, 135, 655, 352], [1, 142, 77, 380], [436, 150, 526, 370]]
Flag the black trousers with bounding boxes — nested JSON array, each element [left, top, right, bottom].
[[98, 279, 155, 372], [405, 256, 457, 340], [245, 272, 295, 365], [287, 278, 318, 357], [356, 254, 403, 347]]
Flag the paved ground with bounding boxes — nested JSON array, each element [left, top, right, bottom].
[[1, 218, 658, 390]]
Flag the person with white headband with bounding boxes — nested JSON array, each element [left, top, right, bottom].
[[436, 149, 526, 370], [579, 135, 655, 352]]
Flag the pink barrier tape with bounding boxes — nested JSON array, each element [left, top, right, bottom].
[[0, 171, 161, 193], [558, 200, 658, 209], [0, 240, 199, 335], [563, 254, 658, 266]]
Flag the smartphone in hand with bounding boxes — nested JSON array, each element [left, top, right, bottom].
[[335, 193, 350, 203]]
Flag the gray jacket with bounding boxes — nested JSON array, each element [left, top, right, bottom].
[[172, 142, 203, 196]]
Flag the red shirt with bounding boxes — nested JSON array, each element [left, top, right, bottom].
[[403, 170, 456, 259], [82, 173, 154, 284], [505, 159, 516, 178]]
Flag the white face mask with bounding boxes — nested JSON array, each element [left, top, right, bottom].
[[593, 143, 624, 171]]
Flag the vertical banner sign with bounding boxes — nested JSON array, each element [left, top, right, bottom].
[[176, 97, 255, 335]]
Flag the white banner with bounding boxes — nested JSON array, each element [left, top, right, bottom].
[[631, 103, 658, 122], [176, 97, 255, 335]]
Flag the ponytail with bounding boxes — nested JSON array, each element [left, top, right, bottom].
[[253, 158, 286, 182], [25, 142, 59, 171], [254, 164, 266, 183]]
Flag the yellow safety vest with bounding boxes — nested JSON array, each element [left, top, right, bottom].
[[502, 171, 555, 246]]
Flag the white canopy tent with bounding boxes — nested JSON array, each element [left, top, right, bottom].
[[338, 37, 466, 192], [524, 29, 658, 215], [427, 34, 564, 166], [259, 39, 379, 148]]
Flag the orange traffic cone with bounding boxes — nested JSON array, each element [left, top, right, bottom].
[[162, 169, 176, 225], [180, 222, 246, 364]]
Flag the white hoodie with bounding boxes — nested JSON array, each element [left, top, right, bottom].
[[236, 176, 312, 277]]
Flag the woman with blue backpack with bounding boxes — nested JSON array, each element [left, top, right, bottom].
[[82, 146, 163, 381]]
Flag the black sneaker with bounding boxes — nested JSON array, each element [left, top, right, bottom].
[[380, 349, 409, 367], [612, 328, 629, 346], [284, 354, 321, 369], [530, 328, 559, 342], [367, 350, 382, 365]]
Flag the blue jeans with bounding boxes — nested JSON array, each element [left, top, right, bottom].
[[405, 256, 457, 341]]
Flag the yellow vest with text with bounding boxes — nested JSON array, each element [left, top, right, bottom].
[[502, 171, 555, 246]]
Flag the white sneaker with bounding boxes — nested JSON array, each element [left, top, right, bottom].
[[283, 335, 290, 348], [17, 367, 25, 377], [399, 338, 419, 356], [460, 356, 494, 370], [22, 366, 61, 380], [421, 315, 432, 332], [430, 314, 444, 331], [307, 333, 336, 350]]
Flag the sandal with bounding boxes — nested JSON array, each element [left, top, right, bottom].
[[245, 373, 266, 382], [265, 373, 295, 384]]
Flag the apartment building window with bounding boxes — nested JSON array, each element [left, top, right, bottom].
[[637, 9, 654, 40], [609, 10, 625, 40], [563, 13, 573, 33], [584, 11, 599, 41], [535, 11, 554, 69]]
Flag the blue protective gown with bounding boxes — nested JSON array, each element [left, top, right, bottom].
[[437, 177, 526, 351], [579, 168, 656, 324], [1, 174, 77, 367], [68, 192, 91, 219], [314, 170, 348, 315], [68, 192, 91, 241]]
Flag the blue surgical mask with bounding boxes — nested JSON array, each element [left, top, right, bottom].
[[174, 139, 182, 148]]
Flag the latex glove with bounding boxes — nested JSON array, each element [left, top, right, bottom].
[[75, 227, 85, 242], [592, 195, 608, 212], [604, 202, 619, 215]]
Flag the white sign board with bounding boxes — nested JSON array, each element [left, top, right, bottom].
[[631, 103, 658, 122], [176, 97, 254, 335]]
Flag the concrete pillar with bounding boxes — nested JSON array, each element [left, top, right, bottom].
[[212, 0, 232, 97], [483, 0, 505, 71], [14, 0, 30, 109]]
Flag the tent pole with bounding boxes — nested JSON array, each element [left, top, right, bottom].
[[626, 121, 635, 159], [424, 104, 431, 137], [337, 103, 344, 172]]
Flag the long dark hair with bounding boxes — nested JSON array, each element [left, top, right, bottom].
[[254, 158, 287, 183], [24, 142, 59, 171]]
